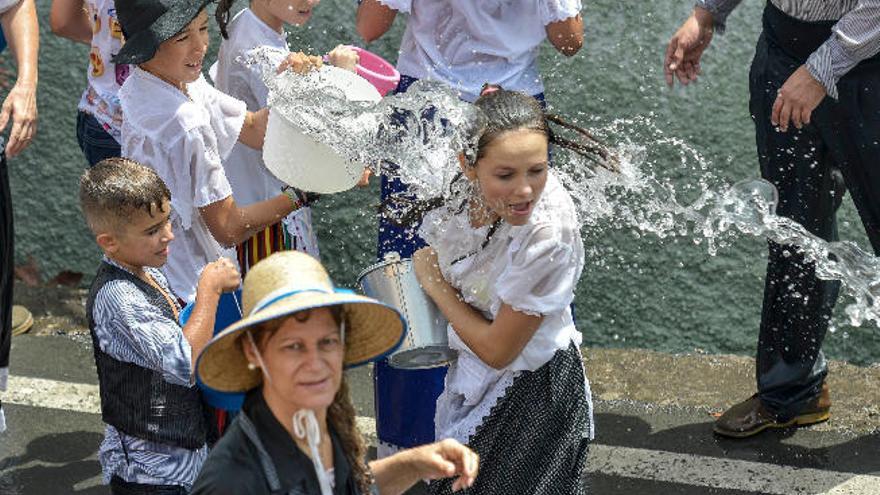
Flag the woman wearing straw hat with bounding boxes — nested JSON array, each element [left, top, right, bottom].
[[191, 251, 478, 495]]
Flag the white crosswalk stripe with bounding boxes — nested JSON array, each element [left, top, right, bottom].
[[5, 374, 880, 494]]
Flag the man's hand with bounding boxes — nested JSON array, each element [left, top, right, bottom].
[[664, 7, 715, 87], [0, 81, 37, 157], [771, 65, 827, 132]]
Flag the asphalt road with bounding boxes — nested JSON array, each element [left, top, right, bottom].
[[2, 335, 879, 494]]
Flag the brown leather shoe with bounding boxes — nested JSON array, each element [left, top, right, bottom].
[[714, 383, 831, 438]]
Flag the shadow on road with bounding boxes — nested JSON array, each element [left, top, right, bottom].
[[0, 431, 104, 494]]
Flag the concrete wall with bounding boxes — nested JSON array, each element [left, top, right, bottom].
[[6, 0, 878, 363]]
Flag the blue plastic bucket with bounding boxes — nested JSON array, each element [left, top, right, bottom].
[[180, 290, 245, 411]]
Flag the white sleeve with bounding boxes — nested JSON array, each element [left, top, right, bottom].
[[0, 0, 21, 16], [540, 0, 582, 25], [495, 224, 581, 316], [180, 128, 234, 209], [377, 0, 412, 14], [199, 78, 248, 161]]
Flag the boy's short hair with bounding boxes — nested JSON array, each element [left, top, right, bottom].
[[79, 158, 171, 235]]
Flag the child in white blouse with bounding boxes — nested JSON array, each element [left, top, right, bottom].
[[356, 0, 584, 102], [210, 0, 360, 273], [113, 0, 321, 303], [412, 87, 616, 494]]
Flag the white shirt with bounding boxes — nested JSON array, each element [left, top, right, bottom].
[[420, 171, 591, 442], [378, 0, 582, 101], [210, 8, 320, 258], [79, 0, 127, 141], [119, 68, 246, 302]]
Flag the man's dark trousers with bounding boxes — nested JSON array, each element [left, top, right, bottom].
[[749, 2, 880, 421]]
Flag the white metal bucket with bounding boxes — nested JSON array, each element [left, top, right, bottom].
[[358, 258, 456, 369]]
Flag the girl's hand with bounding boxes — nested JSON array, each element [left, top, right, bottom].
[[413, 247, 445, 297], [405, 439, 479, 491], [277, 51, 323, 75], [327, 45, 359, 72], [357, 167, 372, 187]]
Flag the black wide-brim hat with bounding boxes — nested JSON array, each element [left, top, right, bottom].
[[112, 0, 214, 65]]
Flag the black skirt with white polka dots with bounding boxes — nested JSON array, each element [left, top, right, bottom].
[[429, 343, 591, 495]]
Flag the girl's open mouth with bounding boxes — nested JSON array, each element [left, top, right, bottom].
[[510, 201, 532, 216]]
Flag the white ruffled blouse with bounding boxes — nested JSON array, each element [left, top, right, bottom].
[[119, 68, 246, 301], [420, 171, 593, 442]]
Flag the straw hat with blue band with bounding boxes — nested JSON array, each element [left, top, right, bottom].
[[197, 251, 407, 393], [112, 0, 214, 65]]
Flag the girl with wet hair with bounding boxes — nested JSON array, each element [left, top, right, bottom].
[[412, 87, 607, 494], [211, 0, 363, 274]]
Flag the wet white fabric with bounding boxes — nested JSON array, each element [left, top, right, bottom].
[[293, 409, 334, 495], [420, 170, 593, 442], [78, 0, 126, 141], [377, 0, 581, 101], [211, 8, 319, 258], [119, 68, 246, 301]]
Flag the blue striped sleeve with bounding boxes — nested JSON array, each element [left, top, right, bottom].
[[696, 0, 745, 32], [92, 280, 194, 387], [806, 1, 880, 99]]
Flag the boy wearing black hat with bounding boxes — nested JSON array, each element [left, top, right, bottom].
[[112, 0, 319, 306]]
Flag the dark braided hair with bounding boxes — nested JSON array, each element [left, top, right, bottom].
[[381, 85, 617, 231], [215, 0, 237, 39]]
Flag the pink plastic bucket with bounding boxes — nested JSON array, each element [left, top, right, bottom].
[[351, 46, 400, 96]]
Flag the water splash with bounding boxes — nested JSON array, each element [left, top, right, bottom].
[[552, 116, 880, 328], [254, 57, 880, 329], [248, 48, 480, 199]]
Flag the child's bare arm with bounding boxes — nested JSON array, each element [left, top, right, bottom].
[[238, 108, 268, 150], [199, 194, 295, 247], [49, 0, 91, 44], [545, 14, 584, 57], [181, 259, 240, 367], [356, 0, 397, 43]]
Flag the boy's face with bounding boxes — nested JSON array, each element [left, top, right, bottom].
[[269, 0, 320, 26], [141, 10, 209, 86], [100, 199, 174, 269]]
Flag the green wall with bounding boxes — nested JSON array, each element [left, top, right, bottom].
[[7, 0, 878, 363]]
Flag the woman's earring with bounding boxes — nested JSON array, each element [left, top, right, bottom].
[[247, 362, 258, 371]]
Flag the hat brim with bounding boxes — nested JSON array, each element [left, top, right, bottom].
[[197, 291, 406, 393], [112, 0, 213, 65]]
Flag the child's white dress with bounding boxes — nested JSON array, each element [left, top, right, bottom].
[[420, 170, 593, 494]]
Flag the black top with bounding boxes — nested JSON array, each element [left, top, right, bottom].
[[86, 260, 207, 449], [191, 390, 374, 495]]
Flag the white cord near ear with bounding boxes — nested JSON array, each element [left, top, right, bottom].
[[246, 331, 273, 384], [293, 409, 333, 495]]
